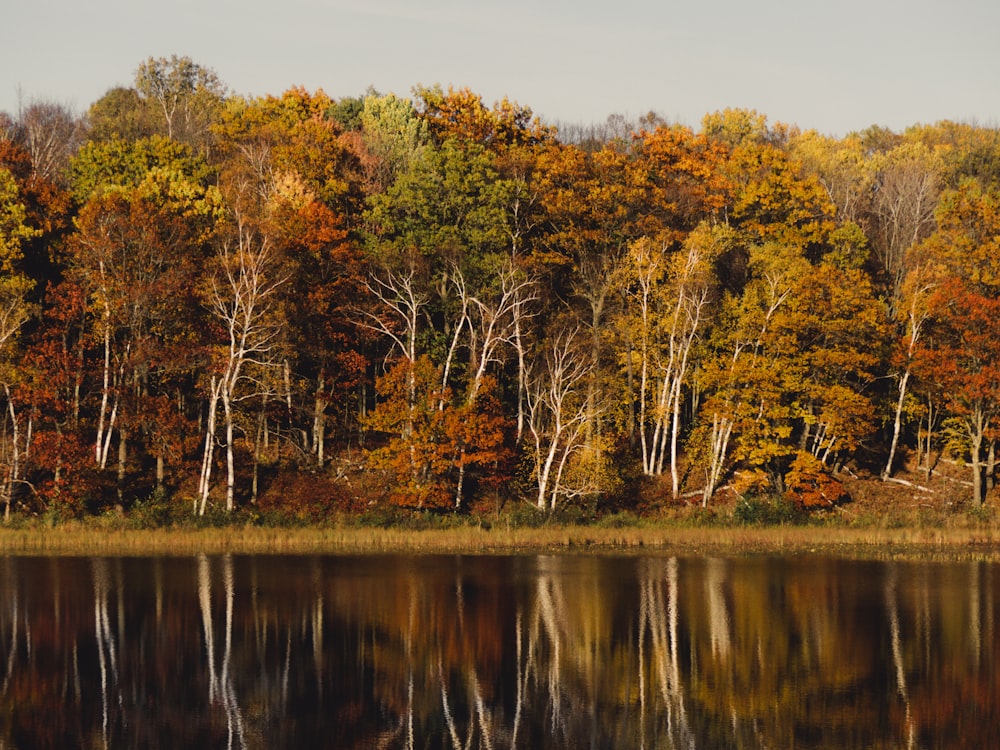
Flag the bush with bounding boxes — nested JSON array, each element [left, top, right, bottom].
[[733, 495, 806, 526], [784, 452, 848, 509], [127, 489, 179, 529]]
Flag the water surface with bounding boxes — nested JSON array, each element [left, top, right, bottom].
[[0, 553, 996, 748]]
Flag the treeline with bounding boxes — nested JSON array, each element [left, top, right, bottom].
[[2, 55, 1000, 518]]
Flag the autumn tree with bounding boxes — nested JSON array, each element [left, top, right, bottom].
[[413, 85, 554, 151], [68, 135, 213, 205], [211, 88, 367, 473], [135, 55, 227, 151], [524, 327, 599, 509], [909, 179, 1000, 504], [197, 205, 288, 514], [913, 281, 1000, 506], [693, 241, 884, 502], [859, 141, 942, 315], [882, 248, 943, 479], [364, 356, 510, 508], [4, 99, 84, 186], [62, 131, 219, 507], [0, 137, 76, 512], [0, 166, 40, 515], [613, 224, 720, 497], [67, 172, 215, 498], [531, 138, 645, 484], [353, 92, 428, 194], [85, 87, 157, 143]]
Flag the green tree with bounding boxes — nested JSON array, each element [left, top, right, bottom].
[[86, 87, 156, 143]]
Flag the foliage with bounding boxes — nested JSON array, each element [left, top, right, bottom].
[[365, 357, 512, 509], [733, 494, 806, 526], [7, 67, 1000, 521], [783, 451, 848, 509]]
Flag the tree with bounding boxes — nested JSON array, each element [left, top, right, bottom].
[[65, 168, 214, 502], [693, 242, 884, 501], [532, 138, 645, 479], [271, 198, 366, 467], [7, 99, 84, 186], [0, 168, 37, 349], [135, 55, 226, 149], [913, 280, 1000, 506], [68, 135, 213, 205], [413, 85, 554, 151], [882, 252, 942, 479], [613, 224, 720, 497], [0, 167, 40, 515], [908, 179, 1000, 504], [355, 92, 428, 194], [211, 87, 368, 472], [525, 327, 597, 509], [85, 87, 156, 143], [860, 141, 942, 315], [198, 206, 288, 514], [365, 356, 510, 508]]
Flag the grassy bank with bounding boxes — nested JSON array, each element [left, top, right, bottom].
[[2, 514, 999, 560], [3, 459, 999, 559]]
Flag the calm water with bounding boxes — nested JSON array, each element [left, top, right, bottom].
[[0, 553, 997, 749]]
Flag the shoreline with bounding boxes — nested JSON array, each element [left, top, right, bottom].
[[2, 522, 999, 560]]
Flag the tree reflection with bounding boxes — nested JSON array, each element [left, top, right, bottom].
[[0, 554, 997, 748]]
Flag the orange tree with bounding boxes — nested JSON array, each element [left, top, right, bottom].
[[364, 356, 510, 509], [912, 280, 1000, 506], [909, 179, 1000, 505]]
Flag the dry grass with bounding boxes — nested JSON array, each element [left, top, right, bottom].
[[2, 521, 999, 560], [2, 456, 997, 559]]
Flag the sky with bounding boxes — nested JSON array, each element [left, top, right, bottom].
[[2, 0, 998, 136]]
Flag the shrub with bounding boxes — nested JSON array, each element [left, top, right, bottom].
[[733, 495, 805, 526], [784, 452, 848, 509]]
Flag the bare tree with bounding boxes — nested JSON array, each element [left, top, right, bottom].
[[198, 214, 287, 514], [525, 327, 595, 509], [135, 55, 226, 148], [13, 98, 84, 185], [864, 143, 941, 316]]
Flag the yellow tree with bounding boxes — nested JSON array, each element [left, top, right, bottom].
[[211, 87, 367, 473], [0, 167, 36, 353], [613, 223, 723, 497], [704, 108, 839, 257], [694, 242, 885, 503], [0, 167, 39, 516]]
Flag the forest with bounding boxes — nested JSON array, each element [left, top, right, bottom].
[[2, 54, 1000, 522]]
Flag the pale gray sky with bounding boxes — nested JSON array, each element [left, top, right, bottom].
[[2, 0, 998, 136]]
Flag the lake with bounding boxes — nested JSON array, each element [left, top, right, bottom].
[[0, 552, 996, 748]]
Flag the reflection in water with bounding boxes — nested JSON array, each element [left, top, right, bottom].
[[0, 554, 998, 748]]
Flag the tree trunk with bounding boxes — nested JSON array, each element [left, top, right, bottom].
[[198, 376, 220, 515], [156, 455, 165, 492], [116, 428, 127, 506], [223, 392, 236, 512], [971, 422, 985, 507], [883, 368, 911, 480], [3, 386, 19, 521]]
